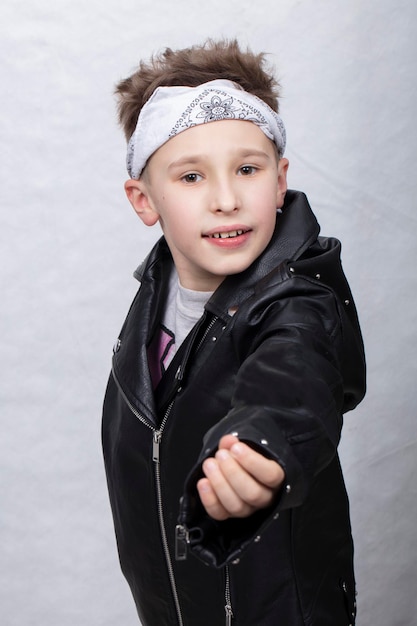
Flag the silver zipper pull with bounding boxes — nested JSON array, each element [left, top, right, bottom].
[[153, 431, 161, 462], [175, 524, 189, 561], [225, 604, 233, 626]]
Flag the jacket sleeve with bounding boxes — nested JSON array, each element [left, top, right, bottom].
[[177, 268, 366, 569]]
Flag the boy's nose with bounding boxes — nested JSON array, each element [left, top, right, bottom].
[[210, 180, 240, 213]]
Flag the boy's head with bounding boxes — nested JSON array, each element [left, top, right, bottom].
[[119, 40, 289, 291]]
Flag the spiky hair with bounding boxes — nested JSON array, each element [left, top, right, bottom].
[[115, 39, 281, 141]]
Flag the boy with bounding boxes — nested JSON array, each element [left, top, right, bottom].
[[102, 40, 366, 626]]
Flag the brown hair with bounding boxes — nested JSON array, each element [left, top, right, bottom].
[[115, 39, 281, 141]]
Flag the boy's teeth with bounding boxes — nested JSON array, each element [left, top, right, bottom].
[[211, 229, 244, 239]]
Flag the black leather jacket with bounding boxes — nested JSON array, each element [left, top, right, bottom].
[[102, 190, 366, 626]]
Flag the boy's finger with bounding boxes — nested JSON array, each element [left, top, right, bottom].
[[217, 434, 240, 450], [201, 457, 255, 517], [229, 442, 285, 489], [196, 477, 230, 521]]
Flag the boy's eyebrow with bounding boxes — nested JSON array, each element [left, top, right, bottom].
[[168, 149, 273, 171], [168, 156, 205, 171], [237, 149, 274, 161]]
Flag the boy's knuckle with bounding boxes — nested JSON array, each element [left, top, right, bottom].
[[231, 503, 243, 516], [246, 485, 264, 506], [228, 499, 247, 516]]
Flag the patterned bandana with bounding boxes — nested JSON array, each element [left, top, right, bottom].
[[126, 79, 286, 179]]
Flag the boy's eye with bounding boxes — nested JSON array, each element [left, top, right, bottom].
[[238, 165, 257, 176], [181, 172, 202, 183]]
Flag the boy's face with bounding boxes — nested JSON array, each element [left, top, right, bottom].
[[126, 120, 288, 291]]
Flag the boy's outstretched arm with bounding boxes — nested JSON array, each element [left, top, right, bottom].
[[197, 434, 285, 521]]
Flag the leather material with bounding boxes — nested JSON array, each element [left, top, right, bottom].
[[102, 190, 365, 625]]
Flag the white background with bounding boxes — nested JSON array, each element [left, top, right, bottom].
[[1, 1, 416, 624]]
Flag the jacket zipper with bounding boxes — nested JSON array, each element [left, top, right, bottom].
[[174, 534, 235, 625], [173, 313, 220, 385], [224, 566, 234, 625], [111, 366, 184, 626], [111, 313, 221, 626], [195, 313, 219, 353], [153, 400, 184, 626]]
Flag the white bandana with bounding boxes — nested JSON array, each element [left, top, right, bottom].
[[126, 79, 286, 179]]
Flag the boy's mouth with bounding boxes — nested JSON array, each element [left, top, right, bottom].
[[206, 228, 250, 240]]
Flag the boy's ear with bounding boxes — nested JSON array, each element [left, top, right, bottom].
[[124, 179, 160, 226], [276, 158, 289, 209]]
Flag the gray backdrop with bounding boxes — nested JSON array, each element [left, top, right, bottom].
[[1, 0, 416, 624]]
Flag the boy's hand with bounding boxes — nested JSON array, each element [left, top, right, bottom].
[[196, 434, 285, 521]]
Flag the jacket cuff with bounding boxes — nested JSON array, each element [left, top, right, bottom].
[[177, 407, 309, 568]]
